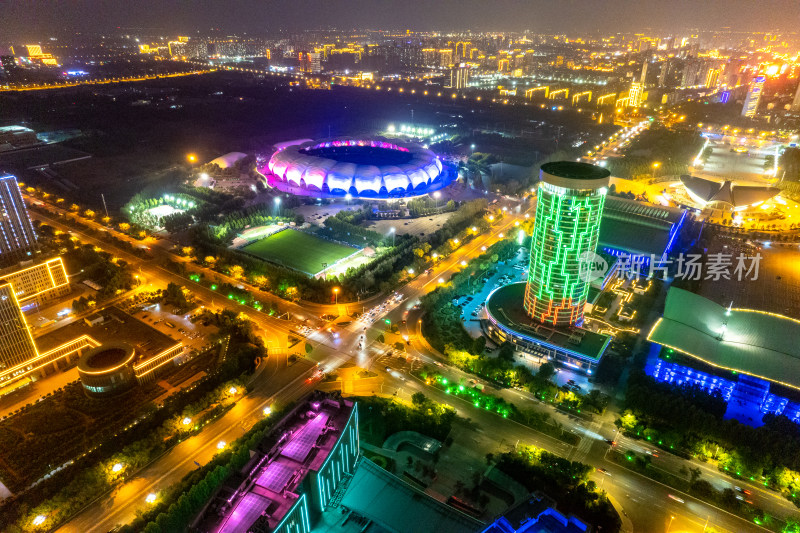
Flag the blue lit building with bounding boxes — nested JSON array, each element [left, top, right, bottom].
[[204, 392, 359, 533], [482, 492, 589, 533], [0, 175, 37, 264], [647, 288, 800, 426]]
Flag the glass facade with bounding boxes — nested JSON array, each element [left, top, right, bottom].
[[525, 178, 607, 326]]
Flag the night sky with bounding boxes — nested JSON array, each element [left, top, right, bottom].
[[2, 0, 799, 40]]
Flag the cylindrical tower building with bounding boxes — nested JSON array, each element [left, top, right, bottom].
[[524, 161, 610, 326]]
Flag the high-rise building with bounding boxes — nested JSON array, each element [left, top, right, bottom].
[[524, 162, 610, 326], [628, 82, 644, 107], [705, 67, 721, 88], [741, 75, 766, 117], [0, 175, 37, 263], [791, 81, 800, 112], [0, 283, 38, 384], [446, 63, 470, 89]]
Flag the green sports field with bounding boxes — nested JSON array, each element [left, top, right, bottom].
[[241, 229, 357, 275]]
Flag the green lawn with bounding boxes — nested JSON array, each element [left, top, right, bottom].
[[241, 229, 356, 275]]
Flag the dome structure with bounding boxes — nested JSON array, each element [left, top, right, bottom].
[[263, 138, 449, 199], [209, 152, 248, 169]]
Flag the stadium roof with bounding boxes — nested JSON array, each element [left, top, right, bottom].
[[648, 288, 800, 390], [340, 457, 483, 533], [680, 175, 779, 208]]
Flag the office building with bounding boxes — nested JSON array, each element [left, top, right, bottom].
[[201, 392, 359, 533], [741, 75, 765, 117], [524, 162, 610, 326], [0, 175, 37, 263], [485, 162, 612, 375], [627, 82, 644, 107], [0, 283, 39, 384], [0, 257, 70, 309], [299, 51, 321, 73]]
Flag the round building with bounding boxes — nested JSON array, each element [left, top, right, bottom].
[[523, 161, 610, 326], [77, 343, 137, 397], [263, 138, 450, 199]]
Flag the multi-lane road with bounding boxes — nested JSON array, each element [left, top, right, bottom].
[[27, 201, 796, 532]]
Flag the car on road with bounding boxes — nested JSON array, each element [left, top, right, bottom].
[[667, 494, 685, 503]]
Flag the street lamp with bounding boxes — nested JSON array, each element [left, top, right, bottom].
[[217, 440, 226, 450], [187, 153, 197, 164], [433, 190, 441, 209], [652, 162, 660, 179], [33, 515, 46, 526], [112, 462, 123, 473], [146, 493, 157, 504], [667, 515, 675, 533], [390, 227, 396, 247], [333, 287, 339, 304], [182, 416, 192, 425], [263, 405, 272, 416]]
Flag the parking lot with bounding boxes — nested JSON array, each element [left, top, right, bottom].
[[132, 303, 218, 353], [452, 246, 529, 338]]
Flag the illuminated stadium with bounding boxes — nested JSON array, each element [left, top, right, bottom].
[[263, 138, 452, 199]]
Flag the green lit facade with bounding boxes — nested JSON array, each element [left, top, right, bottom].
[[524, 162, 610, 326]]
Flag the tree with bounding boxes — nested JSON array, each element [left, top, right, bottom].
[[498, 342, 515, 362], [204, 256, 217, 267], [538, 362, 556, 381], [229, 265, 244, 279], [411, 392, 428, 408], [84, 209, 96, 219], [119, 222, 130, 232], [181, 246, 194, 257], [472, 336, 487, 354]]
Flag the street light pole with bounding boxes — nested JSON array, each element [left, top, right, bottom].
[[390, 227, 396, 247]]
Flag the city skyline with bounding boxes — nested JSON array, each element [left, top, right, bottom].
[[3, 3, 800, 532], [2, 0, 800, 40]]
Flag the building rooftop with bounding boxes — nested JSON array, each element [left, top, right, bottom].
[[485, 283, 610, 362], [339, 457, 483, 533], [35, 306, 177, 364], [599, 196, 686, 257], [541, 161, 610, 181], [209, 393, 355, 533], [648, 287, 800, 390]]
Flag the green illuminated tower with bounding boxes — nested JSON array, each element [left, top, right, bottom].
[[524, 162, 610, 326]]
